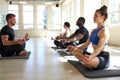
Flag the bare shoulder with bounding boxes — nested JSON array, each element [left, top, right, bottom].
[[99, 27, 109, 33], [99, 27, 109, 38]]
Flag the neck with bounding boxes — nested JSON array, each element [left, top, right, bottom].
[[97, 22, 104, 28], [79, 26, 83, 28], [7, 23, 13, 28]]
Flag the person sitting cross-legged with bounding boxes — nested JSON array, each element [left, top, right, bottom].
[[0, 13, 29, 57], [51, 22, 71, 48], [67, 5, 110, 70], [61, 17, 89, 49]]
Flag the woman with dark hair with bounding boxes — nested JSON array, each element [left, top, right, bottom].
[[68, 5, 110, 70], [51, 22, 71, 48]]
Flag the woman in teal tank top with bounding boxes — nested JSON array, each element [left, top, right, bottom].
[[67, 5, 110, 70]]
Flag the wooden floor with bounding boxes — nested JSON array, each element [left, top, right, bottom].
[[0, 38, 120, 80]]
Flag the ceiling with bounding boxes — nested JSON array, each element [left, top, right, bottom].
[[7, 0, 61, 2], [6, 0, 63, 4], [11, 0, 60, 1]]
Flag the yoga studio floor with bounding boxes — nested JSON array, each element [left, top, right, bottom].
[[0, 38, 120, 80]]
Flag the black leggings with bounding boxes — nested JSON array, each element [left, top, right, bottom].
[[83, 51, 110, 70], [0, 44, 25, 57], [54, 40, 78, 48]]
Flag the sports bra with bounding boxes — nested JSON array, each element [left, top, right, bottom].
[[90, 26, 107, 45]]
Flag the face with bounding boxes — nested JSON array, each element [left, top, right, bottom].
[[64, 25, 67, 29], [76, 20, 83, 27], [9, 16, 16, 26], [93, 11, 104, 23]]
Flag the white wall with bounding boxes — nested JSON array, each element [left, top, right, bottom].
[[0, 0, 8, 14], [14, 30, 47, 38], [108, 26, 120, 46]]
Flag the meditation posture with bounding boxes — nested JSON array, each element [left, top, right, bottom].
[[51, 22, 71, 48], [60, 17, 89, 49], [0, 13, 29, 57], [68, 5, 110, 70]]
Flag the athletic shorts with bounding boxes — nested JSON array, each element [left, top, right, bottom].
[[83, 51, 110, 70]]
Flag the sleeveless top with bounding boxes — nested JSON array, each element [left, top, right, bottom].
[[62, 29, 71, 38], [90, 26, 107, 45]]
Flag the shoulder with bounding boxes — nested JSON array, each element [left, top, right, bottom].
[[1, 25, 11, 35], [99, 27, 109, 33], [82, 26, 88, 31], [80, 27, 89, 34], [99, 27, 109, 37], [1, 25, 9, 30]]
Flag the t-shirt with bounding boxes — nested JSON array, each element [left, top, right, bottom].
[[74, 26, 89, 44], [0, 25, 15, 47]]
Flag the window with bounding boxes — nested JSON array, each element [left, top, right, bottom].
[[23, 5, 33, 29], [0, 13, 6, 29], [8, 5, 19, 30], [62, 1, 78, 31], [76, 0, 80, 18], [52, 6, 61, 30], [84, 0, 101, 29], [37, 5, 47, 29], [108, 0, 120, 25], [63, 5, 70, 23]]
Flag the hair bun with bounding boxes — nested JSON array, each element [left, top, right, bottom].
[[100, 5, 107, 12]]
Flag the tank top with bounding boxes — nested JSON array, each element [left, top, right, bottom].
[[90, 26, 107, 45]]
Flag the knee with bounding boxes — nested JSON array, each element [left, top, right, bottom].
[[84, 61, 93, 69], [72, 48, 78, 56], [72, 48, 82, 56]]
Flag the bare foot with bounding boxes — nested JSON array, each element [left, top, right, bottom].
[[19, 50, 28, 56]]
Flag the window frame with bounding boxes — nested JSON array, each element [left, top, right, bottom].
[[23, 5, 34, 30]]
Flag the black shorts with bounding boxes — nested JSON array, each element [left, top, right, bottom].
[[83, 51, 110, 70]]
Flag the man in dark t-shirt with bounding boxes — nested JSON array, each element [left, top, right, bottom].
[[54, 17, 89, 48], [74, 26, 89, 44], [0, 13, 29, 57]]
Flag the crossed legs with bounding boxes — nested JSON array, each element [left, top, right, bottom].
[[72, 48, 99, 69]]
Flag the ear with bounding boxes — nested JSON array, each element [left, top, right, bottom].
[[101, 16, 105, 21]]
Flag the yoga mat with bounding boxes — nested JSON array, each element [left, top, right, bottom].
[[51, 47, 72, 56], [0, 52, 31, 60], [68, 60, 120, 78], [58, 51, 73, 56], [51, 47, 59, 49]]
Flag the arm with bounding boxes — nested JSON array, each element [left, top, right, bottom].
[[68, 33, 76, 39], [1, 35, 17, 46], [77, 38, 91, 49], [67, 38, 90, 52], [1, 35, 26, 46], [90, 28, 109, 58], [67, 33, 84, 42]]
